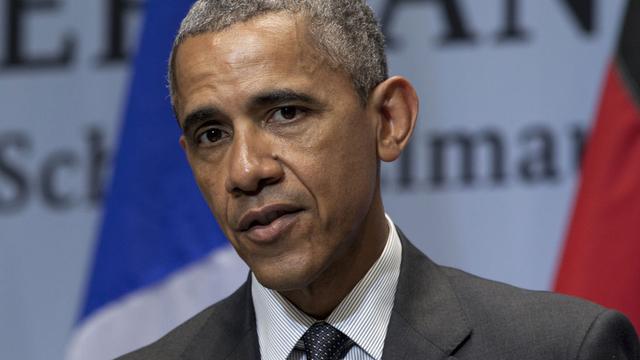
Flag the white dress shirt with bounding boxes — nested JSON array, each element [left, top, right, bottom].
[[251, 215, 402, 360]]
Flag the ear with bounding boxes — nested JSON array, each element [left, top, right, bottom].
[[368, 76, 419, 162]]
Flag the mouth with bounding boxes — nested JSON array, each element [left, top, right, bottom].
[[237, 204, 303, 243]]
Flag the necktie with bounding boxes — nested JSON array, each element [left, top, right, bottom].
[[302, 321, 354, 360]]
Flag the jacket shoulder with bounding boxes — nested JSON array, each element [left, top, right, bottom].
[[440, 266, 639, 358], [117, 282, 252, 360], [441, 265, 604, 323]]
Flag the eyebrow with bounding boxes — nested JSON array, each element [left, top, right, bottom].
[[181, 89, 324, 134], [246, 89, 323, 111], [181, 107, 225, 135]]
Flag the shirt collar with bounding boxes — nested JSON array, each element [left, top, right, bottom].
[[252, 214, 402, 360]]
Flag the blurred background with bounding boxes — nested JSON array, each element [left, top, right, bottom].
[[1, 0, 637, 359]]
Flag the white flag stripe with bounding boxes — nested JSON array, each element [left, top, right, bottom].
[[66, 246, 247, 360]]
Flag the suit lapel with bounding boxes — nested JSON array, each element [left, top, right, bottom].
[[178, 229, 470, 360], [180, 278, 260, 360], [382, 230, 471, 360]]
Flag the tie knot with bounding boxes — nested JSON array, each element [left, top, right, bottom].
[[302, 322, 354, 360]]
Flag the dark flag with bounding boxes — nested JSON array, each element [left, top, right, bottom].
[[555, 0, 640, 332]]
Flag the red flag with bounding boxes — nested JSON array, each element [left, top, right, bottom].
[[555, 1, 640, 331]]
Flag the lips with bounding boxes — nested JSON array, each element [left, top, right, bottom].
[[236, 203, 303, 242]]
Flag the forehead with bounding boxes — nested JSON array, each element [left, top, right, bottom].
[[173, 13, 350, 121]]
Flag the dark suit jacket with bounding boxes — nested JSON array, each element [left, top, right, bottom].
[[120, 231, 639, 359]]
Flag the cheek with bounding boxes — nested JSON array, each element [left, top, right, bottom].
[[190, 159, 228, 218], [319, 115, 377, 180], [297, 117, 378, 225]]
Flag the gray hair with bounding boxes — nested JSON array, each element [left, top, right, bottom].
[[168, 0, 388, 110]]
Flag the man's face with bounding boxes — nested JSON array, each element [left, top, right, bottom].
[[174, 14, 381, 291]]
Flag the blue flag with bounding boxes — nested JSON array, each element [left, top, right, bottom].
[[67, 1, 247, 358]]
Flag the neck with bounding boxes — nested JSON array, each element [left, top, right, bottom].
[[280, 194, 389, 319]]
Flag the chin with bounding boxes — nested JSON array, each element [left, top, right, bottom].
[[251, 260, 319, 291]]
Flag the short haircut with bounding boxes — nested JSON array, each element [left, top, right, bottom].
[[168, 0, 388, 110]]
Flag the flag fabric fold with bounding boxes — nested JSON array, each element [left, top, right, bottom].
[[555, 0, 640, 332]]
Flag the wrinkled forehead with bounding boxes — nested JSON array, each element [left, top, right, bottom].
[[172, 12, 353, 120], [215, 15, 323, 72], [172, 13, 334, 107]]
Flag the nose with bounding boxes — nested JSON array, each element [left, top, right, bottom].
[[224, 125, 284, 195]]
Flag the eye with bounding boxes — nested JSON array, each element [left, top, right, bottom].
[[271, 106, 305, 122], [196, 127, 228, 146]]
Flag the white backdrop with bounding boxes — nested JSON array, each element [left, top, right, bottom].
[[0, 1, 627, 359]]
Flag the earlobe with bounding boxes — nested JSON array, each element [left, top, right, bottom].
[[371, 76, 419, 162]]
